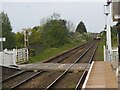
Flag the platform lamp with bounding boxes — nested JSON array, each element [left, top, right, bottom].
[[104, 0, 112, 61], [0, 21, 3, 52]]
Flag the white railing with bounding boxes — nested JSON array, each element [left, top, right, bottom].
[[16, 48, 29, 64], [0, 49, 16, 66], [112, 47, 118, 61], [0, 48, 29, 66], [104, 46, 118, 61]]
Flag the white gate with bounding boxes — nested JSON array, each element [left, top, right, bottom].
[[0, 48, 29, 66], [0, 49, 16, 66], [16, 48, 29, 64]]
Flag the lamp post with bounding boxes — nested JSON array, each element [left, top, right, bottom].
[[104, 0, 112, 61], [0, 21, 3, 52]]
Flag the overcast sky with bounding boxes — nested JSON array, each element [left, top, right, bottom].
[[2, 2, 114, 33]]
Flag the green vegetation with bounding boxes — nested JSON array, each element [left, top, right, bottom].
[[95, 40, 105, 61], [100, 25, 118, 47], [1, 12, 92, 63], [29, 26, 42, 45], [0, 12, 16, 49], [30, 41, 85, 63], [15, 32, 24, 48], [111, 25, 118, 47], [41, 19, 69, 48], [98, 25, 118, 61]]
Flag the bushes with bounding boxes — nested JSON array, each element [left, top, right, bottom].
[[41, 19, 69, 48]]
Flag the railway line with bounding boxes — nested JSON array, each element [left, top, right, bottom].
[[45, 41, 98, 89], [44, 41, 93, 63], [1, 41, 84, 82], [2, 40, 99, 89]]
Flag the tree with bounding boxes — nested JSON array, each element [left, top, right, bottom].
[[0, 12, 16, 49], [41, 19, 69, 48], [29, 26, 42, 45], [15, 32, 24, 48], [76, 21, 87, 33]]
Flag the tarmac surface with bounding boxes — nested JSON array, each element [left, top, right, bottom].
[[83, 61, 118, 88]]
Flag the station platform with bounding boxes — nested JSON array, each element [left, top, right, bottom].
[[82, 61, 118, 89]]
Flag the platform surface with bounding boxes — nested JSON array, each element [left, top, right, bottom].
[[84, 61, 118, 88]]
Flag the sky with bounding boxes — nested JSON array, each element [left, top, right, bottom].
[[1, 1, 116, 33]]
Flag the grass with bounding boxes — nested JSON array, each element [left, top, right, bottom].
[[95, 36, 118, 61], [95, 40, 105, 61], [29, 41, 85, 63]]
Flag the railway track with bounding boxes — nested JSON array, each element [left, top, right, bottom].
[[2, 71, 43, 89], [59, 42, 94, 63], [1, 42, 87, 84], [75, 44, 98, 90], [2, 40, 98, 89], [44, 41, 92, 63], [1, 41, 91, 82], [45, 41, 98, 89], [50, 44, 98, 89]]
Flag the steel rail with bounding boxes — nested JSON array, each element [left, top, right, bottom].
[[44, 40, 96, 63], [0, 70, 25, 83], [2, 41, 96, 90], [75, 44, 98, 90], [45, 41, 97, 90], [44, 42, 88, 63], [9, 71, 44, 90], [1, 41, 90, 83]]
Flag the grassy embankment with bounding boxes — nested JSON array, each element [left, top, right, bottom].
[[95, 35, 118, 61], [30, 41, 86, 63], [95, 40, 105, 61]]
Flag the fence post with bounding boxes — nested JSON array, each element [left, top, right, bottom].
[[13, 49, 16, 65], [26, 48, 29, 62], [104, 45, 106, 61], [0, 52, 3, 65], [4, 49, 7, 65]]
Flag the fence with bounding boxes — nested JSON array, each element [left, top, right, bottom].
[[112, 47, 118, 61], [104, 45, 118, 61], [16, 48, 29, 64], [0, 48, 29, 66]]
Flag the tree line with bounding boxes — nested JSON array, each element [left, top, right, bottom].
[[1, 12, 88, 55]]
